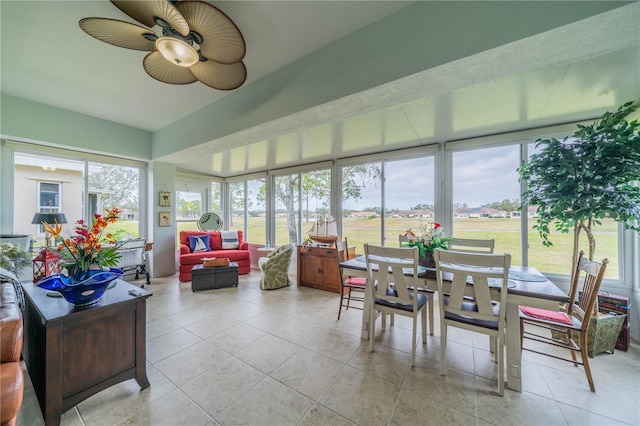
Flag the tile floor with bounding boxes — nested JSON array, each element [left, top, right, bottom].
[[19, 271, 640, 426]]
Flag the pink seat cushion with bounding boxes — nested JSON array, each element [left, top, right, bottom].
[[345, 277, 366, 287], [519, 306, 573, 325]]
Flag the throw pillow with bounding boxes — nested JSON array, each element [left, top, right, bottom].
[[221, 230, 239, 249], [189, 235, 211, 253]]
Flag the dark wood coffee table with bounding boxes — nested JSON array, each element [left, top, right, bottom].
[[21, 279, 152, 426], [191, 262, 239, 291]]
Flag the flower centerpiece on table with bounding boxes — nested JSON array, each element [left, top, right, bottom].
[[404, 221, 451, 260], [38, 208, 125, 306], [44, 207, 122, 278]]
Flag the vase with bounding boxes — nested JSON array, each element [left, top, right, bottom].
[[418, 251, 436, 268], [36, 268, 123, 307]]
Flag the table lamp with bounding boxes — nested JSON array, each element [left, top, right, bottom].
[[31, 211, 68, 247]]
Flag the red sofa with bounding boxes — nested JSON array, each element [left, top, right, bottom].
[[179, 231, 251, 282]]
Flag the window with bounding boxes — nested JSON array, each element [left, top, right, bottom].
[[39, 182, 60, 213], [451, 144, 522, 264], [246, 178, 266, 243], [176, 189, 203, 233], [13, 152, 83, 246], [383, 156, 435, 247], [340, 154, 434, 252], [228, 181, 245, 234], [88, 162, 140, 239], [211, 181, 222, 212], [271, 167, 332, 246], [226, 177, 266, 243], [10, 147, 144, 248], [37, 182, 61, 233], [273, 174, 300, 245], [341, 163, 382, 250]]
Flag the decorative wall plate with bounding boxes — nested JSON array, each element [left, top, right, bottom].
[[198, 212, 223, 231]]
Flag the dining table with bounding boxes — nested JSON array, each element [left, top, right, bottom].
[[339, 256, 569, 392]]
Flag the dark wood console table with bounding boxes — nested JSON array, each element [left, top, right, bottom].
[[21, 279, 152, 426]]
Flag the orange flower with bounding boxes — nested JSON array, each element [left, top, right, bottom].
[[43, 219, 63, 238], [49, 207, 122, 275]]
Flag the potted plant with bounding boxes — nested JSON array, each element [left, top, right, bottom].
[[518, 101, 639, 354], [35, 208, 124, 306], [404, 221, 451, 267], [0, 241, 31, 279]]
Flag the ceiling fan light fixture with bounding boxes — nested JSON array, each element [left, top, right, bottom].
[[155, 37, 198, 67]]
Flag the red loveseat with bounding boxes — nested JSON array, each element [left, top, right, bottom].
[[179, 231, 251, 282]]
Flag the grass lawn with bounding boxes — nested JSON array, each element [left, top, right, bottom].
[[121, 216, 617, 280], [269, 217, 618, 279]]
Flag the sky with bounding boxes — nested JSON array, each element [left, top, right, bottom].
[[343, 145, 522, 210], [178, 144, 527, 212]]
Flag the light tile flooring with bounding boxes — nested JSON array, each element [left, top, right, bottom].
[[19, 271, 640, 426]]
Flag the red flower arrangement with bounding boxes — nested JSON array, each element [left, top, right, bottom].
[[404, 221, 451, 258], [44, 207, 122, 276]]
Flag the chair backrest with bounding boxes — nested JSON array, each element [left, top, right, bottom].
[[364, 243, 420, 308], [567, 251, 608, 330], [335, 238, 349, 283], [447, 238, 495, 254], [398, 234, 409, 247], [434, 248, 511, 325], [335, 238, 348, 263]]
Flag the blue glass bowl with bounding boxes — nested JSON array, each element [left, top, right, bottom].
[[36, 268, 124, 306]]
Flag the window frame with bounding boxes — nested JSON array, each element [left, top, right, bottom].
[[2, 140, 147, 241]]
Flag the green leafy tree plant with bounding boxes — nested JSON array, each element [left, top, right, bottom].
[[0, 242, 31, 278], [518, 101, 640, 270]]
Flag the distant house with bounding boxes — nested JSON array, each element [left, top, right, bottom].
[[453, 208, 470, 219], [349, 211, 379, 218], [511, 206, 539, 218], [454, 207, 507, 218], [392, 209, 433, 218]]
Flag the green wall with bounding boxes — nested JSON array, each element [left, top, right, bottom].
[[0, 94, 152, 160]]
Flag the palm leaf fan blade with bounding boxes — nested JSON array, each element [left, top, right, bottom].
[[143, 51, 198, 85], [176, 1, 246, 65], [190, 60, 247, 90], [79, 18, 156, 51], [111, 0, 189, 36]]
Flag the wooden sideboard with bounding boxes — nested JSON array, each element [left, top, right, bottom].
[[21, 280, 151, 426], [297, 244, 355, 293]]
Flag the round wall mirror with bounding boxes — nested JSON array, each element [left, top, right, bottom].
[[197, 212, 223, 232]]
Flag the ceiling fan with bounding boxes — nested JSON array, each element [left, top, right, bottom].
[[79, 0, 247, 90]]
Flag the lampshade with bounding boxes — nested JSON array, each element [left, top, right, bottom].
[[155, 37, 199, 67], [31, 213, 68, 225]]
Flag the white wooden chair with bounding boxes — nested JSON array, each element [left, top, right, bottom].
[[447, 237, 495, 254], [364, 244, 428, 367], [434, 248, 511, 395]]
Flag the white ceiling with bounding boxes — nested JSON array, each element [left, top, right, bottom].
[[1, 1, 639, 177], [0, 0, 412, 131]]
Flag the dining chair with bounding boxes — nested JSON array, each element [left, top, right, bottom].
[[398, 234, 409, 247], [447, 237, 495, 254], [520, 251, 607, 392], [364, 243, 428, 367], [337, 238, 367, 320], [446, 237, 496, 351], [434, 248, 511, 396]]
